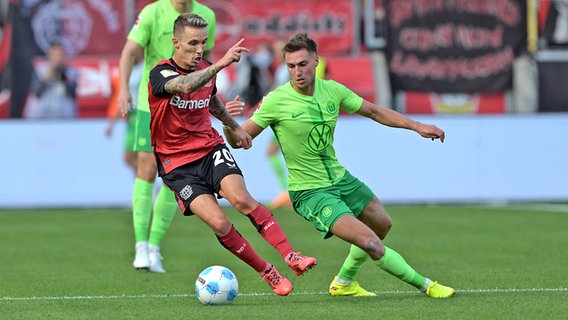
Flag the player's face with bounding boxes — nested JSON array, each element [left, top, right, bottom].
[[172, 26, 208, 70], [285, 49, 318, 95]]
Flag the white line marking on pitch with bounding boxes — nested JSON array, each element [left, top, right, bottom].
[[1, 287, 567, 301]]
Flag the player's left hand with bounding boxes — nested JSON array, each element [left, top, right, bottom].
[[417, 123, 445, 142]]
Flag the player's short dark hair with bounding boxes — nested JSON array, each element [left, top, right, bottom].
[[173, 13, 208, 38], [283, 32, 318, 55]]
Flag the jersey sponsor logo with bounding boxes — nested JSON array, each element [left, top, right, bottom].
[[169, 96, 210, 110], [292, 112, 304, 118], [160, 69, 179, 78], [180, 185, 193, 200], [307, 123, 332, 152]]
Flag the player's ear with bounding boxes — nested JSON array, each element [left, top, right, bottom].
[[172, 37, 179, 49]]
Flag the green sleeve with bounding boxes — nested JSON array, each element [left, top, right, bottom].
[[251, 94, 278, 129], [127, 5, 154, 47], [335, 81, 364, 114]]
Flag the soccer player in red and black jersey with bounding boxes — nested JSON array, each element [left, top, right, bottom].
[[147, 13, 317, 296]]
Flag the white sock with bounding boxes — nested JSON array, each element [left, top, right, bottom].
[[421, 278, 432, 292], [335, 276, 352, 285], [148, 244, 160, 254]]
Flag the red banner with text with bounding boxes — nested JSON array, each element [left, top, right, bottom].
[[201, 0, 355, 56]]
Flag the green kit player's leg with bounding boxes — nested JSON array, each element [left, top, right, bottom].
[[375, 246, 426, 288], [375, 246, 456, 298], [132, 178, 153, 270], [147, 185, 178, 273], [338, 244, 370, 281], [268, 153, 287, 190], [268, 152, 292, 209], [329, 245, 375, 296]]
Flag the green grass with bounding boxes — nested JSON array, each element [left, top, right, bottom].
[[1, 204, 567, 319]]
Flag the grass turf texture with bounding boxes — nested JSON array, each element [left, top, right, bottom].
[[1, 204, 567, 319]]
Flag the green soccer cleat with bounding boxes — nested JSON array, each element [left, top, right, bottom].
[[328, 278, 376, 297], [425, 281, 455, 298]]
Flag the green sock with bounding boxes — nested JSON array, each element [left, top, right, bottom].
[[132, 178, 154, 243], [337, 244, 370, 282], [268, 153, 287, 190], [375, 246, 427, 289], [148, 185, 178, 247]]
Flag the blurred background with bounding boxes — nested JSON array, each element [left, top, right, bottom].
[[0, 0, 566, 208]]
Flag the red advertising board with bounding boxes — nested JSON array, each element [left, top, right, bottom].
[[399, 91, 508, 114], [201, 0, 355, 55]]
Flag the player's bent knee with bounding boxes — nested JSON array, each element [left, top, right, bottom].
[[362, 237, 385, 260], [229, 195, 256, 213], [209, 216, 233, 236]]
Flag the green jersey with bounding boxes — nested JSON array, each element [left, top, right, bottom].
[[127, 0, 216, 112], [251, 79, 363, 191]]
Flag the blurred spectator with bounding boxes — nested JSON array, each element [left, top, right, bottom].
[[223, 42, 272, 116], [271, 38, 289, 89], [28, 43, 78, 119], [540, 0, 568, 48]]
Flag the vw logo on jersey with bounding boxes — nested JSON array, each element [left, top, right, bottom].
[[307, 123, 332, 152]]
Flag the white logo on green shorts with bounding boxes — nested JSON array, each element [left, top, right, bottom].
[[322, 207, 332, 217]]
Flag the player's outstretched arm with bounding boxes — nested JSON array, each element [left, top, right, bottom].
[[357, 100, 445, 142], [166, 39, 249, 95]]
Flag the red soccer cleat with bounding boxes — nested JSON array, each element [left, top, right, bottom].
[[262, 265, 293, 296], [287, 252, 317, 277]]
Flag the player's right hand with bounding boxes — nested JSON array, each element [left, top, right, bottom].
[[117, 90, 133, 117], [218, 39, 249, 69]]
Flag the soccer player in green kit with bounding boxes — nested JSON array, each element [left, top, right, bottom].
[[117, 0, 216, 273], [226, 33, 455, 298]]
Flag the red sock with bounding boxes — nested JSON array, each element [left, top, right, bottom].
[[248, 204, 294, 259], [217, 225, 269, 273]]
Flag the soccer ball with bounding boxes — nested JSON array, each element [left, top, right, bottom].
[[195, 265, 238, 305]]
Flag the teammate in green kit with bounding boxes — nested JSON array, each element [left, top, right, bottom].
[[225, 32, 455, 298], [117, 0, 216, 273]]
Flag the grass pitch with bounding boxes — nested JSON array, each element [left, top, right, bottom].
[[1, 204, 567, 319]]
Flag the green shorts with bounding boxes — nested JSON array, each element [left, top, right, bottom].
[[289, 170, 374, 239], [124, 110, 136, 152], [133, 110, 152, 153]]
